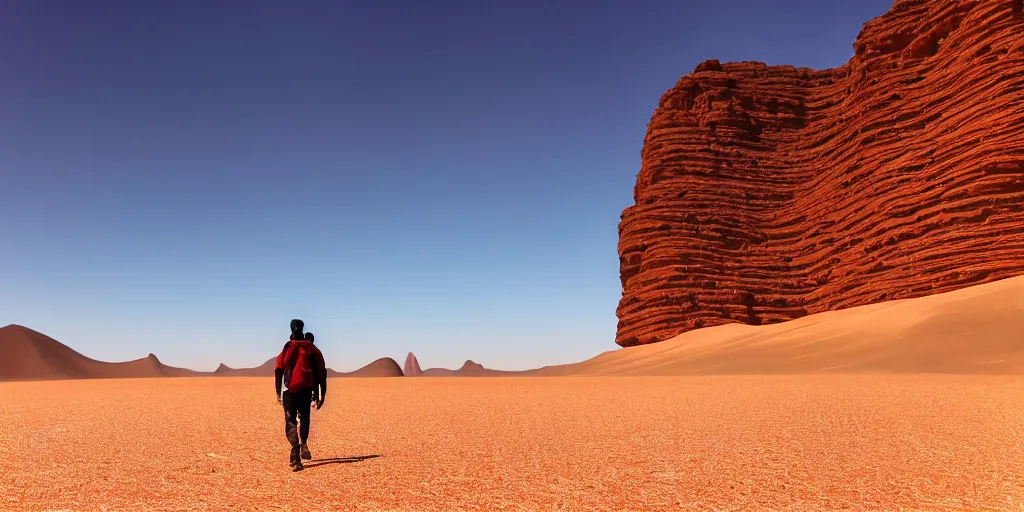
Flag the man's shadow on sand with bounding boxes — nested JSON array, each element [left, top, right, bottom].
[[304, 454, 381, 469]]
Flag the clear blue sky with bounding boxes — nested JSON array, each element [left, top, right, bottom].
[[0, 0, 893, 372]]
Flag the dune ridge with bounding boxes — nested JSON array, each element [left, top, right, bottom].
[[215, 356, 404, 378], [212, 358, 278, 377], [329, 357, 405, 378], [5, 272, 1024, 381], [421, 359, 527, 377], [409, 275, 1024, 376], [547, 273, 1024, 376], [0, 325, 403, 381], [0, 325, 200, 381], [616, 0, 1024, 347]]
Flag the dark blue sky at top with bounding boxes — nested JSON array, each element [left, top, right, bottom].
[[0, 0, 893, 371]]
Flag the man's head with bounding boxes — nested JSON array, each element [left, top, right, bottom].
[[290, 319, 305, 340], [304, 332, 315, 343]]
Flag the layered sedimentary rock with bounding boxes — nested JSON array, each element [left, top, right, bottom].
[[616, 0, 1024, 347], [403, 352, 423, 376]]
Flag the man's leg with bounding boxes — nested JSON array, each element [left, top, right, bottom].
[[297, 390, 313, 459], [282, 391, 303, 469]]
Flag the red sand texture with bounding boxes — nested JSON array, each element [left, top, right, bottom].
[[2, 376, 1023, 511], [616, 0, 1024, 347]]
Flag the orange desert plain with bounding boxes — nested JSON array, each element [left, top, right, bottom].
[[2, 277, 1024, 511], [0, 375, 1022, 511]]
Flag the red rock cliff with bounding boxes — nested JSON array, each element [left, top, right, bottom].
[[616, 0, 1024, 347]]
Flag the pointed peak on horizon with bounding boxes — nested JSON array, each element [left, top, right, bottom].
[[403, 352, 423, 376], [460, 360, 484, 371]]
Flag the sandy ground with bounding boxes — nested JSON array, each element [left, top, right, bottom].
[[1, 376, 1022, 512]]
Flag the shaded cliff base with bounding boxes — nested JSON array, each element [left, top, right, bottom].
[[4, 274, 1024, 381], [401, 273, 1024, 376], [547, 273, 1024, 376], [395, 273, 1024, 376]]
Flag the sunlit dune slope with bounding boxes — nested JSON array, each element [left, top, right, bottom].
[[539, 274, 1024, 376], [0, 324, 199, 380], [329, 357, 404, 377]]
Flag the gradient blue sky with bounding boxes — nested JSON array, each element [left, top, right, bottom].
[[0, 0, 893, 372]]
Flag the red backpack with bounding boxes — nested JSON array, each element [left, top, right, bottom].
[[282, 340, 317, 392]]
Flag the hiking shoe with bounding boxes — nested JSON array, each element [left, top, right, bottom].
[[300, 444, 312, 460]]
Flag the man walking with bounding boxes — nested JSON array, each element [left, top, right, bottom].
[[275, 319, 327, 471]]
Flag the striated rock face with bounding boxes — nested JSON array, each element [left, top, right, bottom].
[[616, 0, 1024, 347], [403, 352, 423, 376]]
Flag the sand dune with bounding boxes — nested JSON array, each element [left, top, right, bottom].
[[0, 326, 403, 381], [539, 274, 1024, 376], [0, 325, 200, 381], [6, 273, 1023, 381], [422, 359, 526, 377], [330, 357, 404, 378], [213, 358, 277, 377], [218, 356, 404, 378]]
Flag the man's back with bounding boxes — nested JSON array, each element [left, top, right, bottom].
[[276, 339, 327, 393]]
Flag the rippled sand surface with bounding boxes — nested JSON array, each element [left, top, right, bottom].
[[1, 376, 1022, 511]]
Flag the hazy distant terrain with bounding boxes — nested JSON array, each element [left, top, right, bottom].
[[5, 274, 1024, 381]]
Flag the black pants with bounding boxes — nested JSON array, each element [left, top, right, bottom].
[[282, 389, 312, 455]]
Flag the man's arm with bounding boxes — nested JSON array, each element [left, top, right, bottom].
[[315, 348, 327, 402], [274, 342, 291, 399]]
